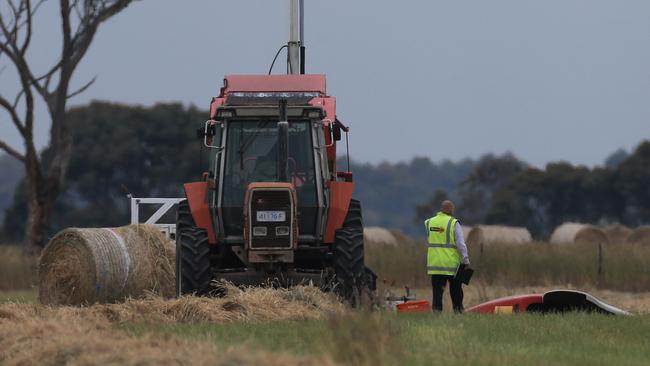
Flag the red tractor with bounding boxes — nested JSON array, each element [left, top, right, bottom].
[[175, 1, 375, 304]]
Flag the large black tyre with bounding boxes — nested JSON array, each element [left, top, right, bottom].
[[333, 199, 370, 307], [176, 200, 212, 296]]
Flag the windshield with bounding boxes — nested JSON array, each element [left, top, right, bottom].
[[221, 120, 318, 236]]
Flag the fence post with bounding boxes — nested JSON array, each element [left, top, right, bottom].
[[597, 242, 603, 287]]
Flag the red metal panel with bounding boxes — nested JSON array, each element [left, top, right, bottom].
[[396, 300, 431, 313], [466, 294, 544, 314], [183, 182, 217, 244], [324, 181, 354, 243], [209, 97, 225, 119], [222, 74, 326, 94]]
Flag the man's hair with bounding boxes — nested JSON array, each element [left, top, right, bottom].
[[440, 200, 455, 215]]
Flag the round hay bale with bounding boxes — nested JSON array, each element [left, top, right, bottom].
[[626, 226, 650, 246], [549, 223, 609, 245], [388, 229, 412, 245], [461, 225, 473, 242], [465, 225, 531, 245], [363, 227, 397, 246], [39, 224, 175, 306], [604, 224, 633, 244], [465, 226, 483, 247]]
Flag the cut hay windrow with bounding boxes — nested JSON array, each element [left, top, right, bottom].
[[465, 225, 532, 246], [39, 224, 175, 306], [2, 284, 345, 324], [550, 223, 610, 245]]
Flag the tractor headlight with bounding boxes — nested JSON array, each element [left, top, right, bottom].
[[216, 109, 235, 119], [253, 226, 267, 236], [275, 226, 290, 236]]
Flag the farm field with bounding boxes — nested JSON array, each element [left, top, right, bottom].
[[119, 313, 650, 366], [3, 238, 650, 365], [2, 283, 650, 365], [2, 295, 649, 365]]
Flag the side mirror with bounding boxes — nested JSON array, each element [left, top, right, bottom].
[[333, 124, 342, 141], [203, 120, 221, 149], [197, 122, 216, 139], [206, 123, 216, 137]]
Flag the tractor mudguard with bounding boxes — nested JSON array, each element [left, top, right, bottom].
[[324, 180, 354, 243], [183, 182, 217, 244]]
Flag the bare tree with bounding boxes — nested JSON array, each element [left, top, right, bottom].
[[0, 0, 136, 254]]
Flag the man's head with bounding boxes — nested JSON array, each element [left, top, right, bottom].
[[440, 200, 455, 216]]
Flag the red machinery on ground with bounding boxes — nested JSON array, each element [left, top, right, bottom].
[[175, 1, 375, 305], [467, 290, 630, 315]]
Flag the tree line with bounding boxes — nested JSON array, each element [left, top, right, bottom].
[[1, 101, 647, 242], [416, 143, 650, 239], [0, 102, 477, 240]]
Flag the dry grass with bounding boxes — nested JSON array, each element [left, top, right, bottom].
[[366, 236, 650, 292], [0, 315, 333, 366], [0, 283, 344, 365], [0, 245, 36, 291], [0, 283, 346, 324]]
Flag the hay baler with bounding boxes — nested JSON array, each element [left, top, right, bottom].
[[175, 1, 375, 304]]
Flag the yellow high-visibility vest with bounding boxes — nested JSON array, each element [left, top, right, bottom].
[[424, 212, 461, 276]]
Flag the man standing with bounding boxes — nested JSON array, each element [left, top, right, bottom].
[[424, 200, 470, 312]]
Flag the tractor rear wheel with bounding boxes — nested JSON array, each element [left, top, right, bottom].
[[333, 199, 370, 307], [176, 200, 212, 296]]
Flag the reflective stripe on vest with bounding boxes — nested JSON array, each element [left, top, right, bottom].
[[427, 266, 458, 272], [425, 212, 461, 276], [427, 243, 456, 248]]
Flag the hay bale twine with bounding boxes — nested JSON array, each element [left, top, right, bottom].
[[626, 226, 650, 246], [39, 224, 175, 306], [604, 224, 633, 244], [465, 225, 531, 245], [549, 223, 609, 245], [363, 227, 397, 246]]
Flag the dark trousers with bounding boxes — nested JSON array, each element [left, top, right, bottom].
[[431, 274, 464, 312]]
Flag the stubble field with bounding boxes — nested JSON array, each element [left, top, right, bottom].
[[2, 240, 650, 365]]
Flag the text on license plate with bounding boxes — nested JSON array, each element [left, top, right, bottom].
[[256, 211, 286, 222]]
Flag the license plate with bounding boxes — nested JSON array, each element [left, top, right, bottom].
[[256, 211, 286, 222]]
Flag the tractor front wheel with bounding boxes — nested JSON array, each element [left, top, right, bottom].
[[333, 199, 374, 307], [176, 200, 212, 296]]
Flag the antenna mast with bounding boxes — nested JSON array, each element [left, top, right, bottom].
[[288, 0, 305, 74]]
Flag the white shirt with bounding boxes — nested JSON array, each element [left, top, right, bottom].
[[455, 223, 470, 265]]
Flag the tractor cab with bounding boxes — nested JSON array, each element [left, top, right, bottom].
[[212, 101, 327, 247]]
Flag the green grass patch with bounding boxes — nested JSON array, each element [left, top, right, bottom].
[[120, 320, 326, 357], [118, 313, 650, 366], [0, 289, 37, 303]]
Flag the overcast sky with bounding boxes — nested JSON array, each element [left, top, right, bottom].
[[1, 0, 649, 167]]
